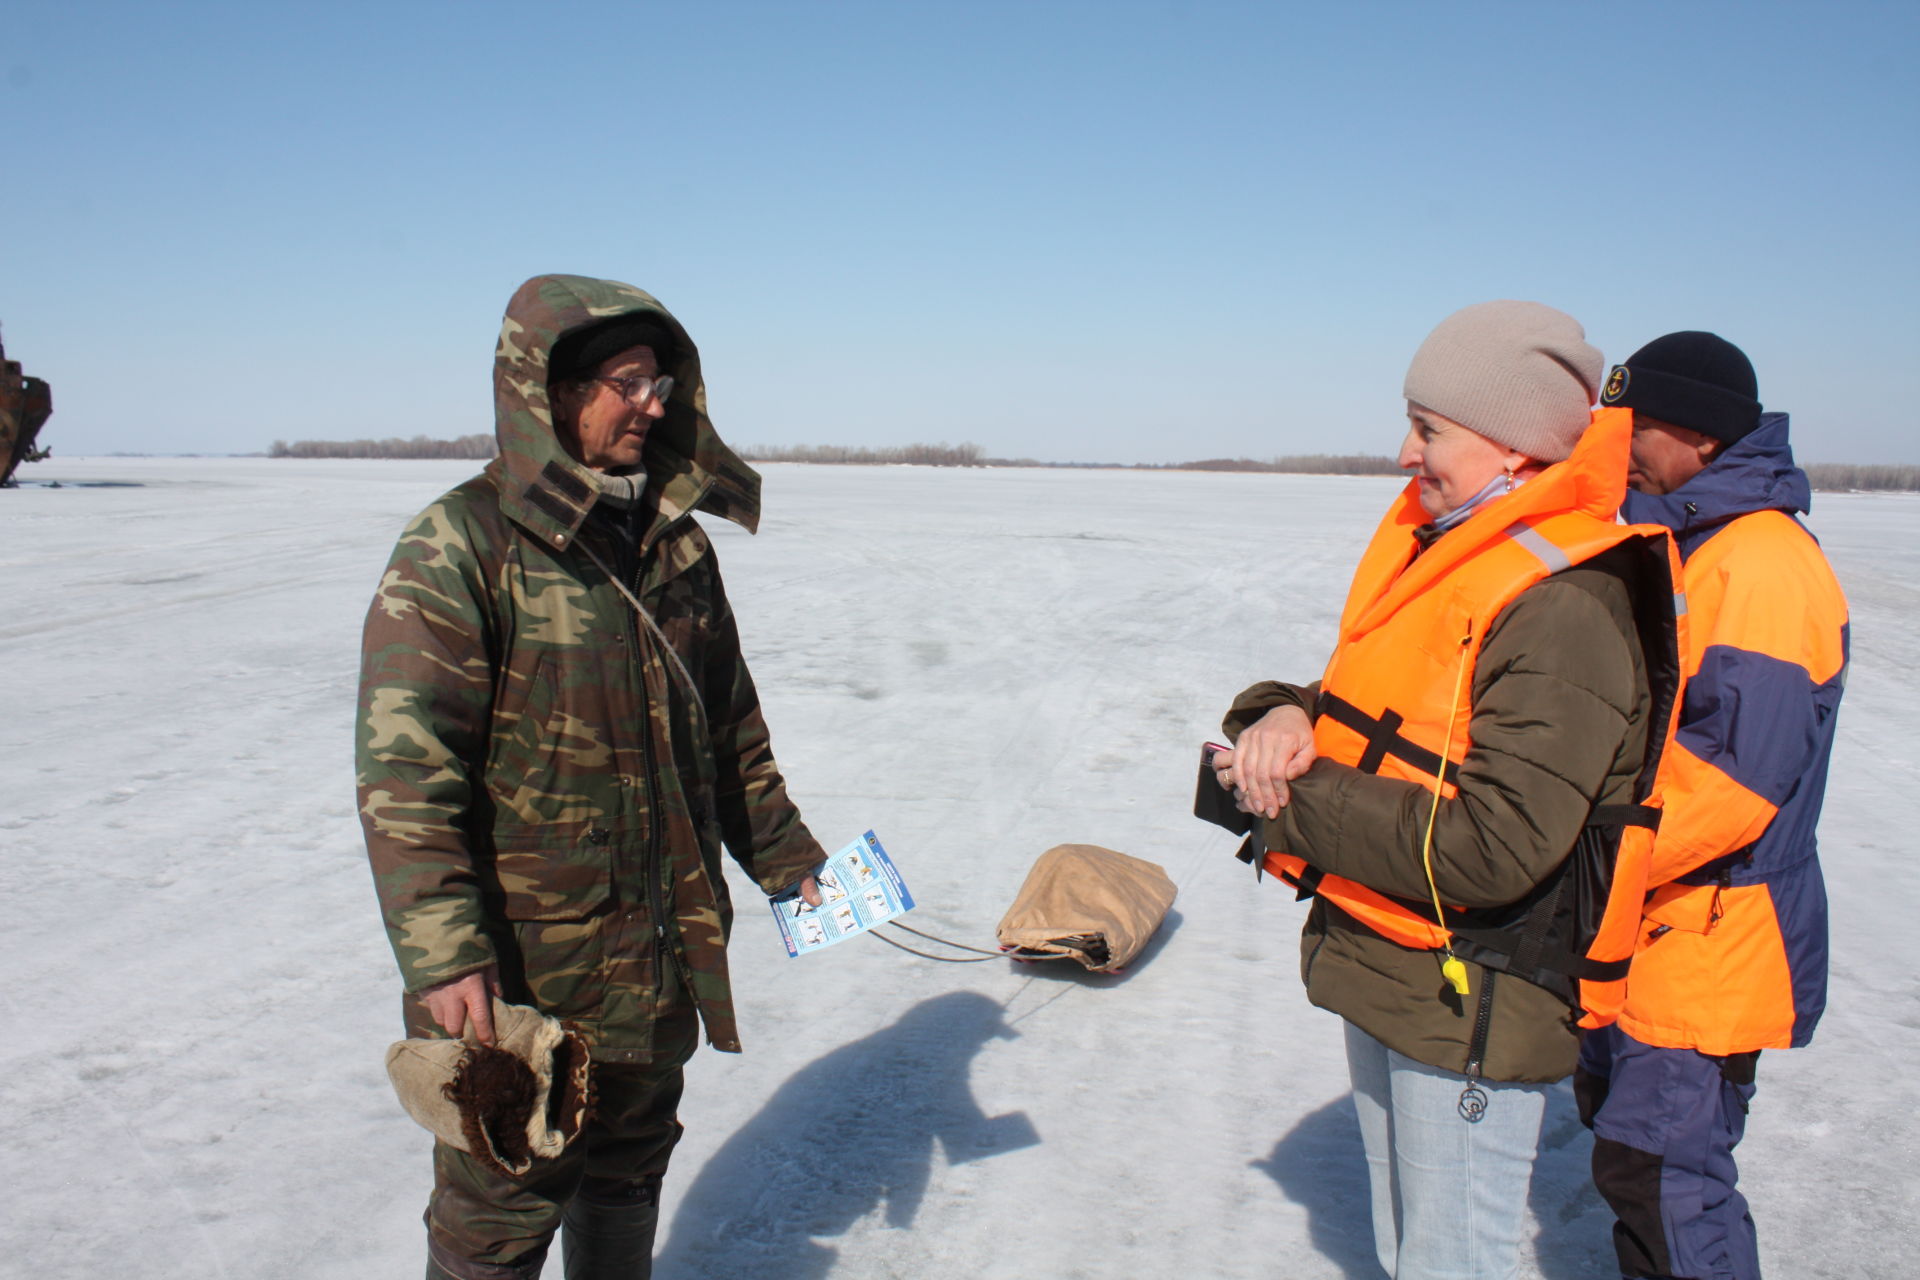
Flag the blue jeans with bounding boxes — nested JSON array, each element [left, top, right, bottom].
[[1344, 1021, 1550, 1280]]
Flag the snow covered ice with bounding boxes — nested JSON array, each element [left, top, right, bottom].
[[3, 457, 1915, 1279]]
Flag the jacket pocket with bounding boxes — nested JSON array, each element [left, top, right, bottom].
[[486, 842, 615, 1027], [1414, 584, 1477, 668], [1643, 881, 1717, 935], [486, 653, 560, 811], [488, 844, 611, 922]]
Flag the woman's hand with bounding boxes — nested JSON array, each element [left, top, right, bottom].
[[1213, 705, 1317, 819]]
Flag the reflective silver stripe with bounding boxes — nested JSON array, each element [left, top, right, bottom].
[[1673, 591, 1689, 617], [1503, 521, 1573, 574]]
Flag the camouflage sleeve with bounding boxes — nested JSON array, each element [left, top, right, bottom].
[[700, 551, 827, 895], [356, 496, 500, 993]]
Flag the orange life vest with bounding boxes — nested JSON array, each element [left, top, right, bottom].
[[1262, 407, 1688, 1029]]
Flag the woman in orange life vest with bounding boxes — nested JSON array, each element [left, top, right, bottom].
[[1212, 301, 1683, 1280]]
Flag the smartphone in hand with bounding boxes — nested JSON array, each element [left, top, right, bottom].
[[1193, 741, 1253, 835]]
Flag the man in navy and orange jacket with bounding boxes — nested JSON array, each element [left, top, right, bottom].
[[1575, 332, 1848, 1280]]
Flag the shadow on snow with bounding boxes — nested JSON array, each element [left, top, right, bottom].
[[656, 990, 1038, 1280], [1252, 1093, 1378, 1279], [1252, 1079, 1610, 1279]]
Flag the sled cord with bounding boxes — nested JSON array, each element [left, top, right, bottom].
[[869, 921, 1080, 963], [870, 929, 1002, 962]]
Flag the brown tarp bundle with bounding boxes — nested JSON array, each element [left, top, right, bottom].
[[995, 844, 1177, 972]]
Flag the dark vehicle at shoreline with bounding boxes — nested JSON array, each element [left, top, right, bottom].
[[1, 327, 53, 486]]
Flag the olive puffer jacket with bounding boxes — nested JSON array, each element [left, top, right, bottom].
[[1226, 540, 1653, 1083]]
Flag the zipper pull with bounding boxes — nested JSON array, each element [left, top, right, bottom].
[[1708, 864, 1732, 928]]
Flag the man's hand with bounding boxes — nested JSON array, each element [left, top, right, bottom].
[[797, 874, 822, 908], [419, 966, 503, 1045], [1212, 705, 1317, 819]]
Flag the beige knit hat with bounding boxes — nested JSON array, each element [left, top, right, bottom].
[[1402, 301, 1603, 463], [385, 999, 591, 1176]]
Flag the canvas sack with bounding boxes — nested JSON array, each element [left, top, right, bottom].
[[995, 844, 1177, 972]]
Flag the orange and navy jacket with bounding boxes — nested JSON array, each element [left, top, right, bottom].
[[1616, 413, 1847, 1054], [1263, 407, 1686, 1029]]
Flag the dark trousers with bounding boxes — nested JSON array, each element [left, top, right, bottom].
[[1576, 1025, 1762, 1280], [425, 1001, 699, 1276]]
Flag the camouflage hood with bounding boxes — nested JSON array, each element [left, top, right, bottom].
[[490, 274, 763, 549]]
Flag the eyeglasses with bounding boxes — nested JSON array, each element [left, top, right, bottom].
[[591, 373, 674, 407]]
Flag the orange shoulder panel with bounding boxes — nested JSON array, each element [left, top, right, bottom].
[[1682, 510, 1848, 683]]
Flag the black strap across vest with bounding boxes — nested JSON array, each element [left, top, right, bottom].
[[1297, 693, 1663, 989], [1314, 691, 1462, 788]]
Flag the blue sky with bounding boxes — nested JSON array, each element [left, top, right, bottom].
[[4, 0, 1915, 462]]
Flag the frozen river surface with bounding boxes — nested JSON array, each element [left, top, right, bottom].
[[2, 457, 1916, 1279]]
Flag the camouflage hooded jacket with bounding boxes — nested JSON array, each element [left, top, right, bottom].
[[358, 275, 825, 1060]]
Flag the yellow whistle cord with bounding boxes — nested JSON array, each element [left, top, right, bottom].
[[1421, 632, 1474, 997]]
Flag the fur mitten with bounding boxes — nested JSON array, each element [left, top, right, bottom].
[[386, 999, 591, 1176]]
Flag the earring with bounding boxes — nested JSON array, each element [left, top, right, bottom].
[[1503, 466, 1516, 493]]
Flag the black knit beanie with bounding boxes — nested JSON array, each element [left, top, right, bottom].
[[1599, 331, 1761, 444], [548, 316, 678, 385]]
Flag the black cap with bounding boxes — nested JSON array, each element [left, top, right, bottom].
[[548, 316, 678, 385], [1599, 331, 1761, 444]]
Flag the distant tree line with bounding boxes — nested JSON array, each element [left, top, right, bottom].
[[739, 442, 987, 466], [743, 447, 1920, 491], [1151, 454, 1402, 475], [270, 434, 497, 460], [1167, 458, 1920, 488], [739, 442, 1401, 475], [1803, 463, 1920, 492], [261, 434, 1920, 491]]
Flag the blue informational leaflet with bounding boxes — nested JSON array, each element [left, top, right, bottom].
[[770, 830, 914, 957]]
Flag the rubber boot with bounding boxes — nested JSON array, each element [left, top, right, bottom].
[[561, 1178, 661, 1280], [426, 1234, 549, 1280]]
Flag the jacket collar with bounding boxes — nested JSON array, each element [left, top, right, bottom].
[[1342, 406, 1632, 638], [1620, 413, 1808, 551]]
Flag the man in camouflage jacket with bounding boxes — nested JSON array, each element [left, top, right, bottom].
[[358, 274, 826, 1280]]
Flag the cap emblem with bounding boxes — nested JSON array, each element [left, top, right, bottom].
[[1601, 365, 1630, 404]]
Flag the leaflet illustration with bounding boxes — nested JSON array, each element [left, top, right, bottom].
[[771, 830, 914, 957]]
